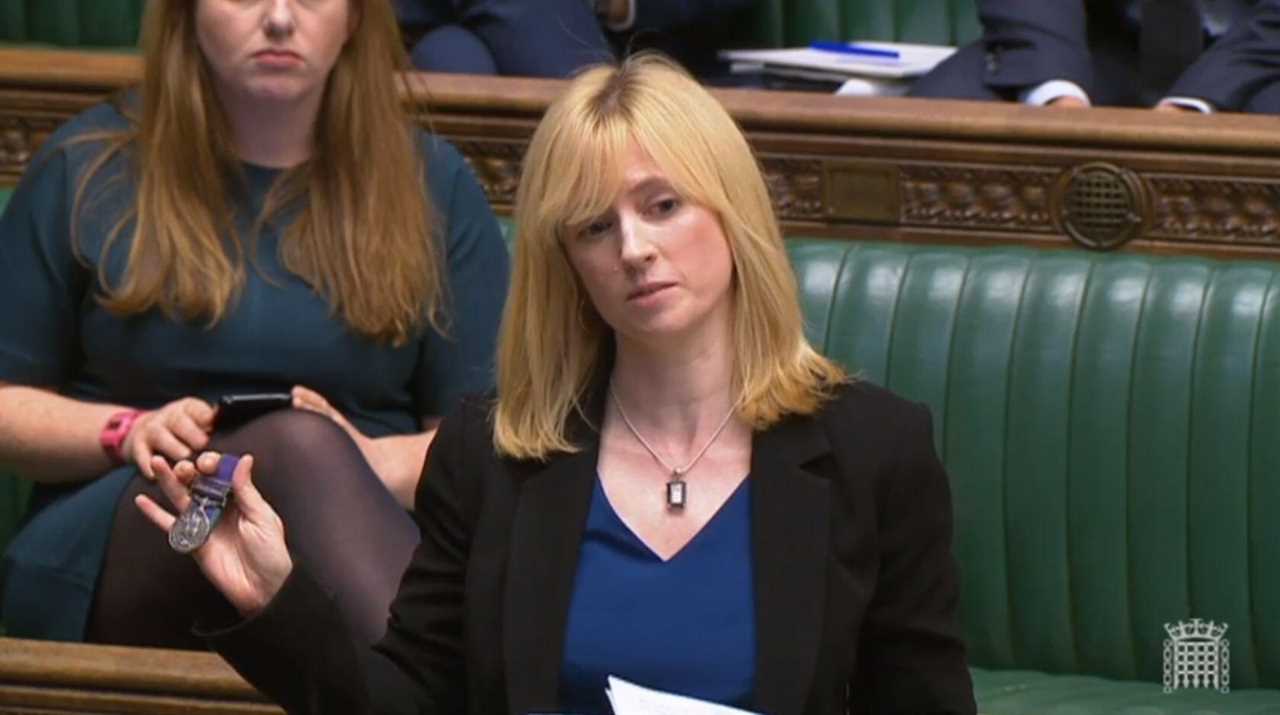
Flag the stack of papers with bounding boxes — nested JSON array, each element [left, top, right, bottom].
[[605, 676, 762, 715], [720, 41, 956, 95]]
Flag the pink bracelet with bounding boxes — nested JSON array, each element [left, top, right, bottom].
[[99, 409, 144, 465]]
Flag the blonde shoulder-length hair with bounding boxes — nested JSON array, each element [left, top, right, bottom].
[[494, 54, 845, 460], [76, 0, 441, 345]]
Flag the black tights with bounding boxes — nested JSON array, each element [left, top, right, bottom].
[[86, 410, 419, 649]]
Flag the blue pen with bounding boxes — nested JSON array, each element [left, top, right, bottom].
[[809, 41, 901, 60]]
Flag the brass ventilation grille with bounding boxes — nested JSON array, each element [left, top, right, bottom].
[[1057, 163, 1148, 250]]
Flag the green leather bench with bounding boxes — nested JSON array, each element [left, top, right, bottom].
[[0, 0, 143, 46], [737, 0, 978, 47], [786, 238, 1280, 712]]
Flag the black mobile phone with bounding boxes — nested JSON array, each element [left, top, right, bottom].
[[214, 392, 293, 431]]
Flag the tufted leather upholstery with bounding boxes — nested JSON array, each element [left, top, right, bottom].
[[788, 238, 1280, 706], [0, 0, 144, 46], [735, 0, 980, 48]]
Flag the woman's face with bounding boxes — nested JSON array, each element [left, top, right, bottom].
[[562, 141, 736, 349], [195, 0, 354, 106]]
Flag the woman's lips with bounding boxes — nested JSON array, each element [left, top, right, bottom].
[[253, 50, 303, 67], [627, 282, 675, 301]]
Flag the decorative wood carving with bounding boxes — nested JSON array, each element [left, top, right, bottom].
[[0, 115, 63, 184], [900, 165, 1058, 232], [760, 158, 825, 220], [451, 139, 524, 210], [1147, 176, 1280, 245]]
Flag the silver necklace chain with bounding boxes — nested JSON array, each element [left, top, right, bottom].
[[609, 387, 737, 478]]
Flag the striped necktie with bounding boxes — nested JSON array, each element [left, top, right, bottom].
[[1139, 0, 1205, 103]]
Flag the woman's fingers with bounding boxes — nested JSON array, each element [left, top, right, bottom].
[[194, 450, 222, 474], [291, 385, 343, 421], [151, 456, 192, 512], [227, 456, 275, 524], [152, 429, 196, 463], [184, 398, 217, 430], [134, 494, 177, 532], [132, 439, 157, 479], [170, 413, 211, 453]]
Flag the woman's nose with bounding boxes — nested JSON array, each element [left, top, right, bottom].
[[617, 217, 658, 267], [264, 0, 297, 39]]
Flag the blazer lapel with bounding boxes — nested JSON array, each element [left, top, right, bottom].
[[503, 390, 607, 715], [750, 412, 832, 715]]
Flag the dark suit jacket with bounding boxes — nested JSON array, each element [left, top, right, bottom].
[[986, 0, 1280, 109], [914, 0, 1280, 111], [213, 381, 976, 715], [395, 0, 758, 78]]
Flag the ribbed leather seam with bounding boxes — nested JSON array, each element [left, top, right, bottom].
[[1000, 255, 1035, 669], [937, 253, 973, 460], [1243, 271, 1275, 687], [1253, 272, 1280, 687], [1123, 266, 1154, 680], [826, 244, 858, 363], [1184, 268, 1211, 629], [1062, 261, 1097, 674], [880, 250, 915, 390]]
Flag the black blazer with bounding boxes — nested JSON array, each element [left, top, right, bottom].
[[979, 0, 1280, 110], [214, 380, 976, 715]]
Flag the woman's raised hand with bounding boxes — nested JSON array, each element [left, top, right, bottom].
[[123, 397, 216, 478], [134, 452, 293, 618]]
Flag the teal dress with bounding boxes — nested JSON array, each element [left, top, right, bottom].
[[0, 101, 509, 640]]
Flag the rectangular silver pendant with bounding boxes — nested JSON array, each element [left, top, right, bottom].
[[666, 479, 687, 509]]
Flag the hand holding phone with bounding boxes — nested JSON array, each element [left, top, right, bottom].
[[214, 392, 293, 431]]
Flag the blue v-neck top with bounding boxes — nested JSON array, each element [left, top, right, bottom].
[[559, 477, 757, 715]]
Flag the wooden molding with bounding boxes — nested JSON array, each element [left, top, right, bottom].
[[0, 637, 280, 714], [5, 46, 1280, 260]]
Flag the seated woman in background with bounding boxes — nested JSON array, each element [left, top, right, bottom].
[[140, 55, 975, 714], [0, 0, 508, 649]]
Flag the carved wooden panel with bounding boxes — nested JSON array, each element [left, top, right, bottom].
[[0, 115, 65, 186], [1148, 176, 1280, 245], [760, 158, 826, 221], [452, 138, 525, 210], [900, 165, 1058, 233]]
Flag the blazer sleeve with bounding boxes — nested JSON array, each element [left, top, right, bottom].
[[978, 0, 1093, 95], [210, 399, 485, 714], [853, 403, 975, 714], [1169, 0, 1280, 111]]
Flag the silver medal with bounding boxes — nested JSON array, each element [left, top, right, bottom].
[[168, 505, 212, 554]]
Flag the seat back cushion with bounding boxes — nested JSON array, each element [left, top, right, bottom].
[[787, 238, 1280, 689], [734, 0, 980, 48], [0, 0, 144, 47]]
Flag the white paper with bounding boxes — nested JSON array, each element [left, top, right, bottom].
[[834, 77, 912, 97], [604, 676, 762, 715], [720, 41, 956, 79]]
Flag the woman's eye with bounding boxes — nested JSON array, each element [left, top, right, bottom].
[[578, 218, 614, 239], [651, 197, 680, 216]]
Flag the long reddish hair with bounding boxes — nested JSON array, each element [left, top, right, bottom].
[[77, 0, 442, 344]]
